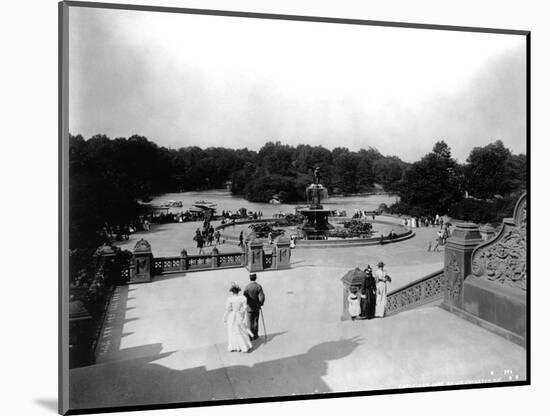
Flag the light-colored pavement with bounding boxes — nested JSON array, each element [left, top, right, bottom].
[[69, 218, 525, 410], [70, 263, 526, 410]]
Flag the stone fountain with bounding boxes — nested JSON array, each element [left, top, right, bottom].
[[297, 167, 334, 240]]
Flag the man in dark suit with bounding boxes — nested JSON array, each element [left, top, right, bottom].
[[243, 273, 265, 340]]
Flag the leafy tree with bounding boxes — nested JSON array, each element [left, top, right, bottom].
[[372, 157, 407, 192], [464, 140, 526, 199], [333, 151, 359, 194], [398, 141, 462, 215]]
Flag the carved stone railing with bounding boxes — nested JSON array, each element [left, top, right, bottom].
[[124, 236, 291, 282], [385, 269, 444, 316], [470, 193, 527, 291], [436, 192, 528, 345], [152, 251, 245, 275], [456, 192, 527, 346]]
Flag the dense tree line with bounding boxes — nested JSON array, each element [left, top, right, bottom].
[[69, 134, 407, 247], [69, 134, 254, 249], [390, 140, 527, 223], [69, 133, 526, 251], [231, 142, 408, 202]]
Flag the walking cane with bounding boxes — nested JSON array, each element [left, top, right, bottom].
[[260, 308, 267, 343]]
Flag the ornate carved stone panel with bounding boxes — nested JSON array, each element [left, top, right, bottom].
[[471, 193, 527, 291], [133, 238, 152, 253], [445, 254, 462, 302]]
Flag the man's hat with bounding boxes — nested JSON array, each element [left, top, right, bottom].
[[249, 273, 257, 280], [377, 261, 385, 267]]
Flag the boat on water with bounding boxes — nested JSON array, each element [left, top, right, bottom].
[[193, 200, 217, 210], [154, 200, 184, 208]]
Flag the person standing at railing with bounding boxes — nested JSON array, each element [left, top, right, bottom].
[[374, 261, 391, 318]]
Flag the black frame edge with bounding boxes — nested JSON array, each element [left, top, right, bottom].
[[63, 0, 530, 36], [59, 1, 531, 415], [59, 1, 70, 415]]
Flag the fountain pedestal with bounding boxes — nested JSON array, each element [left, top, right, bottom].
[[297, 183, 334, 240]]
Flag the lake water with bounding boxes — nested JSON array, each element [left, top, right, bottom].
[[148, 189, 398, 217]]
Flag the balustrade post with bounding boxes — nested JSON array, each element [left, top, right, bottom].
[[275, 237, 291, 270], [246, 239, 264, 272], [241, 245, 247, 267], [94, 244, 117, 286], [131, 239, 153, 283], [180, 249, 188, 271], [442, 223, 482, 312], [211, 247, 219, 269]]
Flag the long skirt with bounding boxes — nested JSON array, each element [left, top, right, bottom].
[[226, 311, 252, 352], [375, 282, 388, 317], [361, 291, 376, 319]]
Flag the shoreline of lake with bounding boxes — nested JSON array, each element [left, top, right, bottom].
[[145, 189, 399, 217]]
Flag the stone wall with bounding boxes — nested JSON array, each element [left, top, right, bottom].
[[442, 193, 527, 346]]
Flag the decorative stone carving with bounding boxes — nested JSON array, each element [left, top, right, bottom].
[[514, 193, 527, 236], [445, 254, 462, 301], [133, 238, 152, 253], [131, 239, 152, 283], [443, 222, 482, 310], [471, 193, 527, 291]]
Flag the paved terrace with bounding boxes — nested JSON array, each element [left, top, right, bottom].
[[70, 263, 526, 410]]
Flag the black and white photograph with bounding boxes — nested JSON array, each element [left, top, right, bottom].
[[58, 1, 530, 414]]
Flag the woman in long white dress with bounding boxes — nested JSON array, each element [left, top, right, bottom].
[[374, 261, 391, 317], [223, 283, 253, 353]]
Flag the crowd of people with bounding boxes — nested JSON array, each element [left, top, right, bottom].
[[220, 209, 264, 220], [402, 214, 450, 229], [193, 219, 222, 255], [348, 261, 392, 320]]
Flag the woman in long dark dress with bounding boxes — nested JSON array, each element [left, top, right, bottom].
[[361, 265, 377, 319]]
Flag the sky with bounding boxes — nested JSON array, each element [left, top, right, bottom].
[[68, 6, 527, 163]]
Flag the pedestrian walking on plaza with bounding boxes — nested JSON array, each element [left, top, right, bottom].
[[238, 231, 244, 247], [361, 265, 377, 319], [196, 233, 205, 255], [243, 273, 265, 341], [434, 230, 443, 252], [374, 261, 391, 318], [215, 230, 221, 245], [223, 283, 252, 353]]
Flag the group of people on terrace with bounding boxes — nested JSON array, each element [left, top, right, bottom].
[[348, 261, 392, 320]]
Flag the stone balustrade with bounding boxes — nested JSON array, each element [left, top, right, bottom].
[[385, 269, 444, 316], [122, 235, 291, 283]]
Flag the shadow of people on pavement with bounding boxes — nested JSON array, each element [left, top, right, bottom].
[[69, 336, 363, 411]]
